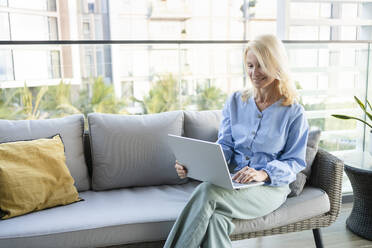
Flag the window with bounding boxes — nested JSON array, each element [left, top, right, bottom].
[[13, 50, 50, 80], [0, 13, 10, 40], [83, 22, 91, 39], [84, 51, 94, 78], [9, 0, 52, 11], [96, 50, 104, 76], [50, 50, 61, 78], [11, 14, 52, 40], [88, 3, 95, 13], [342, 4, 358, 19], [0, 50, 13, 81], [0, 0, 8, 7], [48, 17, 58, 40], [47, 0, 57, 11]]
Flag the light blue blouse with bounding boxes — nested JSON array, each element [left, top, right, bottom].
[[217, 91, 309, 186]]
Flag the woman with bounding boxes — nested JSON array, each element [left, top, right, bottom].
[[164, 34, 309, 248]]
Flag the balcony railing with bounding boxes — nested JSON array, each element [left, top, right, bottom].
[[0, 39, 371, 194]]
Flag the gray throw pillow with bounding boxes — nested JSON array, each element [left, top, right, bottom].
[[0, 115, 90, 191], [288, 129, 321, 197], [184, 110, 222, 142], [88, 111, 186, 190]]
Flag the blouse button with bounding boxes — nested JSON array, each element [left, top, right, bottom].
[[251, 131, 256, 135], [245, 156, 250, 160], [257, 114, 262, 118]]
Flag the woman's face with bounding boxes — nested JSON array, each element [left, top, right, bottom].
[[246, 50, 275, 89]]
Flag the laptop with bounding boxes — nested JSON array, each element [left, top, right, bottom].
[[167, 134, 264, 190]]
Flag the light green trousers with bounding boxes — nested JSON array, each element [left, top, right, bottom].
[[163, 182, 290, 248]]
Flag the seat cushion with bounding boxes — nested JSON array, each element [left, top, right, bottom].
[[0, 115, 89, 191], [232, 186, 330, 235], [0, 184, 329, 248], [88, 111, 186, 190], [0, 181, 200, 248]]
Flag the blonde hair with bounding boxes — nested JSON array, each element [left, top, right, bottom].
[[241, 34, 298, 106]]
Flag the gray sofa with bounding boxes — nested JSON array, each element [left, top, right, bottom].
[[0, 110, 343, 248]]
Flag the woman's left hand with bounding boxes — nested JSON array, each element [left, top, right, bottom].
[[232, 166, 269, 184]]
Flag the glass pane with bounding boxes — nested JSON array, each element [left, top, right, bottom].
[[9, 0, 48, 11], [212, 0, 228, 17], [342, 3, 358, 19], [286, 42, 368, 161], [341, 26, 357, 40], [290, 3, 319, 19], [149, 21, 182, 40], [131, 49, 149, 76], [48, 17, 58, 40], [150, 46, 179, 75], [11, 14, 49, 40], [47, 0, 56, 11], [319, 26, 330, 40], [247, 21, 276, 39], [320, 3, 331, 18], [230, 0, 244, 18], [0, 0, 8, 7], [0, 13, 10, 40], [253, 0, 276, 19], [211, 19, 228, 39], [13, 50, 50, 80], [0, 50, 13, 81], [191, 0, 209, 16], [229, 19, 244, 39], [188, 18, 209, 39], [290, 26, 319, 40], [50, 50, 61, 78]]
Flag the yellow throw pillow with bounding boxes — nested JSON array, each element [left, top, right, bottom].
[[0, 135, 81, 219]]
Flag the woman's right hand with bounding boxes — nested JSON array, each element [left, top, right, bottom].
[[175, 161, 188, 179]]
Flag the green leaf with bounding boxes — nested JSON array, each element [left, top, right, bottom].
[[354, 96, 366, 111], [354, 96, 372, 122], [331, 114, 353, 120], [331, 114, 372, 129], [367, 99, 372, 111]]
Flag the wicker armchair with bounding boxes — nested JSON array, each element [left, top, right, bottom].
[[116, 148, 344, 248]]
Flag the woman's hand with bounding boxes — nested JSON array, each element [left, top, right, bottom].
[[232, 166, 269, 183], [175, 161, 188, 179]]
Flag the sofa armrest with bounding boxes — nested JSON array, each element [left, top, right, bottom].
[[308, 148, 344, 223]]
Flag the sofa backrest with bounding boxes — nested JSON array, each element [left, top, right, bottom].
[[183, 110, 222, 142], [0, 115, 90, 192], [82, 110, 319, 193], [87, 111, 187, 191]]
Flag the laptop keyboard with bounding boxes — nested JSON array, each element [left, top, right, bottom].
[[230, 173, 245, 187], [230, 173, 262, 188]]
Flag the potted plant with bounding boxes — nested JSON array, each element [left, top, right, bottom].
[[332, 96, 372, 155]]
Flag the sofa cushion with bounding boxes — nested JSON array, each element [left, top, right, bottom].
[[0, 135, 81, 219], [0, 184, 329, 248], [303, 129, 322, 177], [289, 130, 321, 197], [88, 111, 185, 190], [0, 115, 89, 191], [0, 182, 200, 248], [232, 186, 330, 235], [184, 110, 222, 142]]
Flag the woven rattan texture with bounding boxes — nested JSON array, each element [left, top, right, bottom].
[[345, 165, 372, 240]]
